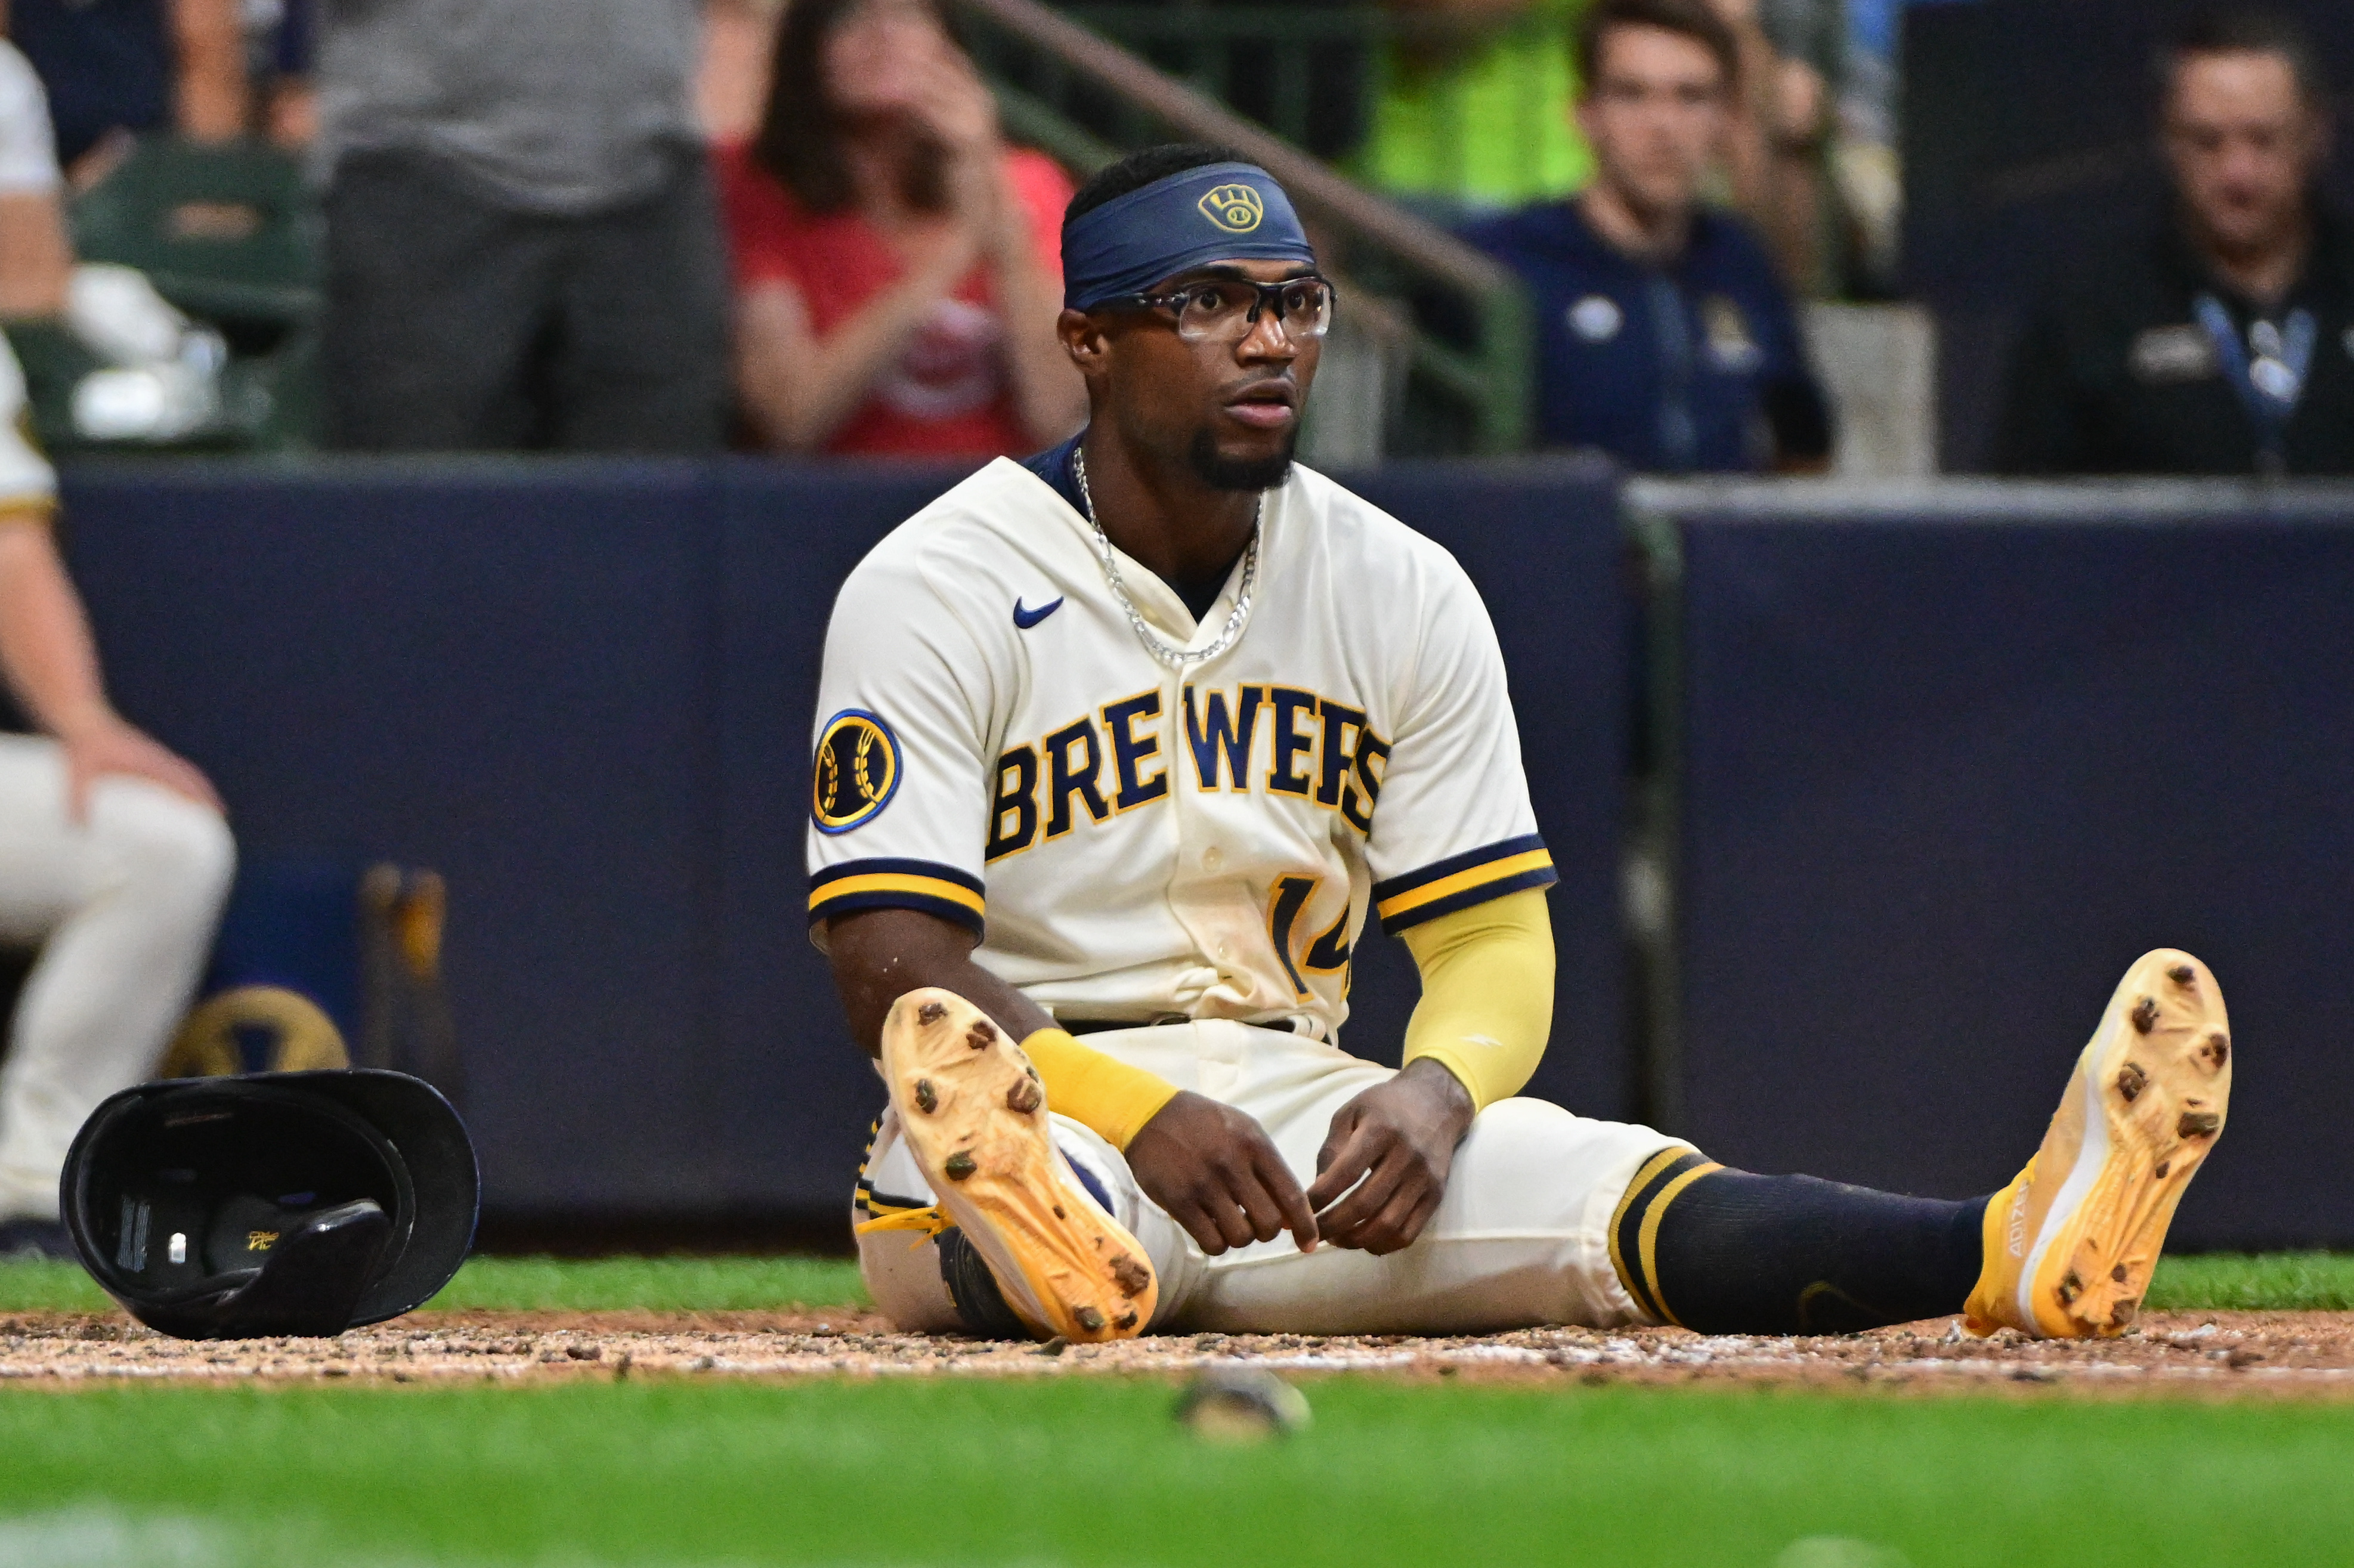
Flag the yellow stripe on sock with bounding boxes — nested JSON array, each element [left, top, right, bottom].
[[1637, 1159, 1724, 1328], [1608, 1146, 1697, 1319]]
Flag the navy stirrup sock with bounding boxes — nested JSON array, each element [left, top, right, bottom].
[[1611, 1149, 1991, 1335]]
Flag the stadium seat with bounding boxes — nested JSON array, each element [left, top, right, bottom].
[[61, 137, 323, 450]]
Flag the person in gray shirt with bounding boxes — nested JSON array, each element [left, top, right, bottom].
[[313, 0, 728, 451]]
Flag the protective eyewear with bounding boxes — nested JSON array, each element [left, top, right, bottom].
[[1114, 275, 1336, 344]]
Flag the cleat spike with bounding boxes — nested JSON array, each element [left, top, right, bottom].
[[917, 1001, 946, 1025], [943, 1152, 976, 1180], [2178, 1110, 2221, 1139], [1109, 1254, 1152, 1298], [2168, 964, 2195, 985], [2117, 1063, 2147, 1102], [2131, 997, 2159, 1034], [913, 1079, 937, 1114]]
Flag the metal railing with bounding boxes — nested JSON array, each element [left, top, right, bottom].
[[953, 0, 1533, 456]]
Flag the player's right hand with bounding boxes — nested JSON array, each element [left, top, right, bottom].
[[1124, 1091, 1319, 1257]]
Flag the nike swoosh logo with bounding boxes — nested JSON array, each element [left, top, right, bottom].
[[1013, 596, 1064, 630]]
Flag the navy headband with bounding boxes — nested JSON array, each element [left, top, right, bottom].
[[1062, 161, 1317, 311]]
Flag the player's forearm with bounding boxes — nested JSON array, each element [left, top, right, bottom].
[[170, 0, 250, 141], [824, 906, 1054, 1057], [0, 519, 115, 738], [0, 194, 73, 319], [1397, 888, 1554, 1112], [737, 258, 975, 451]]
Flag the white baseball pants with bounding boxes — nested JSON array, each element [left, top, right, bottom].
[[0, 734, 234, 1220], [858, 1018, 1671, 1335]]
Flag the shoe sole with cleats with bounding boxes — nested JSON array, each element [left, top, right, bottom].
[[1966, 948, 2231, 1338], [879, 987, 1156, 1342]]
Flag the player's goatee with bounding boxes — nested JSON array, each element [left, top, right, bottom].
[[1188, 426, 1295, 492]]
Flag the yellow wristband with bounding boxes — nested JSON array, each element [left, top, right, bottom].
[[1017, 1027, 1181, 1150]]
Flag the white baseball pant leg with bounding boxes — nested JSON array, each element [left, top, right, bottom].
[[857, 1019, 1672, 1335], [0, 734, 235, 1220]]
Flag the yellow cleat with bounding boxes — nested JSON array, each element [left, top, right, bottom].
[[877, 987, 1156, 1343], [1965, 949, 2232, 1338]]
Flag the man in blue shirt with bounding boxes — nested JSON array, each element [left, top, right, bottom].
[[1462, 0, 1831, 472]]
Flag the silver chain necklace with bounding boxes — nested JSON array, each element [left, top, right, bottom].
[[1072, 445, 1260, 670]]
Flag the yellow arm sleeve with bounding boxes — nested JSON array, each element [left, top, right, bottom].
[[1017, 1027, 1181, 1151], [1397, 887, 1554, 1113]]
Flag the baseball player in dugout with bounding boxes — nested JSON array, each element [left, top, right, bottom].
[[0, 336, 234, 1260], [811, 144, 2234, 1344]]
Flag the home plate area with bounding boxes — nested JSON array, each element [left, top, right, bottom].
[[3, 1308, 2352, 1393]]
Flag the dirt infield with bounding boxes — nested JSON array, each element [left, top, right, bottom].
[[2, 1307, 2351, 1393]]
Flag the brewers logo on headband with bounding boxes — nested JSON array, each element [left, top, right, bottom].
[[813, 710, 901, 834], [1198, 184, 1266, 234]]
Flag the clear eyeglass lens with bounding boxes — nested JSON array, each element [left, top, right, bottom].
[[1173, 281, 1334, 341]]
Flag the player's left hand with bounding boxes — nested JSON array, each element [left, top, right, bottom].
[[1305, 1057, 1475, 1255], [58, 712, 223, 822]]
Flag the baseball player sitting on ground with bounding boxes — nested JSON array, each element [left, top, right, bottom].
[[811, 144, 2232, 1343], [0, 333, 234, 1258]]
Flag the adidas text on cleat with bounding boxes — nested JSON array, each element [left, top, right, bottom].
[[1965, 949, 2232, 1338], [872, 988, 1157, 1342]]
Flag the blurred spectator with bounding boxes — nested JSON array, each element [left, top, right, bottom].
[[1997, 10, 2354, 477], [1725, 0, 1833, 295], [699, 0, 783, 146], [246, 0, 314, 150], [1461, 0, 1830, 472], [311, 0, 727, 452], [8, 0, 248, 185], [1362, 0, 1594, 217], [0, 332, 232, 1258], [719, 0, 1081, 458]]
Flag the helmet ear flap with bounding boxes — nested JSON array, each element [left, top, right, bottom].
[[134, 1199, 393, 1341]]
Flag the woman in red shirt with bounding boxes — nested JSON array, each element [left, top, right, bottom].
[[721, 0, 1085, 457]]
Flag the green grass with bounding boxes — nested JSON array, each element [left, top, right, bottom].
[[2146, 1251, 2354, 1311], [6, 1251, 2350, 1318], [417, 1254, 868, 1312], [3, 1377, 2353, 1567], [0, 1254, 2347, 1565]]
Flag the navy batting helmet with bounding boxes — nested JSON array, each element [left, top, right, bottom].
[[61, 1070, 478, 1340]]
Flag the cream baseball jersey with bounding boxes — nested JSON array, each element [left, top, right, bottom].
[[805, 446, 1555, 1041]]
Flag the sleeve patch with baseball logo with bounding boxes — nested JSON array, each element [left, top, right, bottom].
[[812, 710, 902, 834]]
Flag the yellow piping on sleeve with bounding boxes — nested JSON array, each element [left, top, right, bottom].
[[1397, 887, 1554, 1113], [1375, 848, 1552, 924]]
